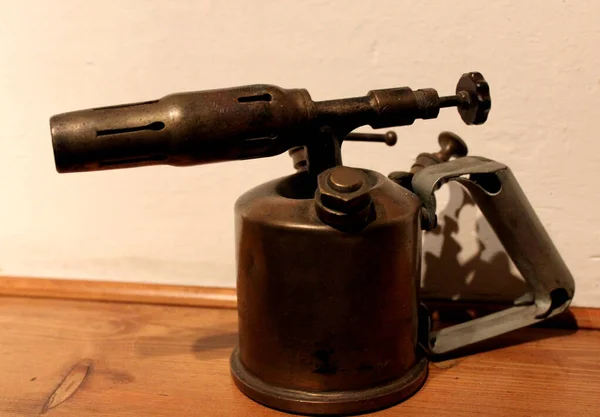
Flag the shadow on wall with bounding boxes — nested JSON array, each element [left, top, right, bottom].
[[421, 182, 529, 303]]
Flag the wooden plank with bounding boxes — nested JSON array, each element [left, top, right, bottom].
[[0, 276, 237, 309], [0, 296, 598, 417], [0, 275, 598, 329]]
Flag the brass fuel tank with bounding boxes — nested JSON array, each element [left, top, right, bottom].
[[232, 167, 427, 415]]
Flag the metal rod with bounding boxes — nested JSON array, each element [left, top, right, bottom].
[[345, 131, 397, 146], [438, 95, 462, 108]]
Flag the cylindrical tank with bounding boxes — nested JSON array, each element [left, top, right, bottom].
[[231, 168, 427, 415]]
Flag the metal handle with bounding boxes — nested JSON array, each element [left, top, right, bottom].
[[412, 156, 575, 356]]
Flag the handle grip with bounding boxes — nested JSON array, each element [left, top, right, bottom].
[[412, 156, 575, 356]]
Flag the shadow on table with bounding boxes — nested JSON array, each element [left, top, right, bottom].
[[134, 324, 237, 360], [192, 332, 238, 359]]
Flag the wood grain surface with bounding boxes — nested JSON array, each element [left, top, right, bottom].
[[1, 276, 598, 330], [0, 296, 599, 416], [0, 276, 237, 309]]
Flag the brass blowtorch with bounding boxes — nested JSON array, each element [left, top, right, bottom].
[[49, 72, 574, 415]]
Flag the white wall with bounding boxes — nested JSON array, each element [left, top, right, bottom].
[[0, 0, 598, 306]]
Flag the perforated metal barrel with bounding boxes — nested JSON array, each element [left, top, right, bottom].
[[231, 170, 427, 415]]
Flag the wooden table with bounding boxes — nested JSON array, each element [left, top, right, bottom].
[[1, 296, 599, 416]]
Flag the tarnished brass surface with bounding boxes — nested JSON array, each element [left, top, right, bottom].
[[231, 347, 428, 415], [50, 73, 490, 177], [233, 170, 425, 414]]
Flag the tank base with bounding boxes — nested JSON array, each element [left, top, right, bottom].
[[230, 346, 428, 415]]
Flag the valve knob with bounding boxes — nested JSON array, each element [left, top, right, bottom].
[[455, 72, 491, 125], [437, 72, 491, 126]]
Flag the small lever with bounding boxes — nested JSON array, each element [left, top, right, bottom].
[[344, 131, 398, 146], [290, 131, 398, 172]]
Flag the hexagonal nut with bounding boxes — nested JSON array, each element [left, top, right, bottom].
[[317, 167, 372, 213], [315, 167, 373, 229]]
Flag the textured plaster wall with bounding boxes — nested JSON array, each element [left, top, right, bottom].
[[0, 1, 598, 306]]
